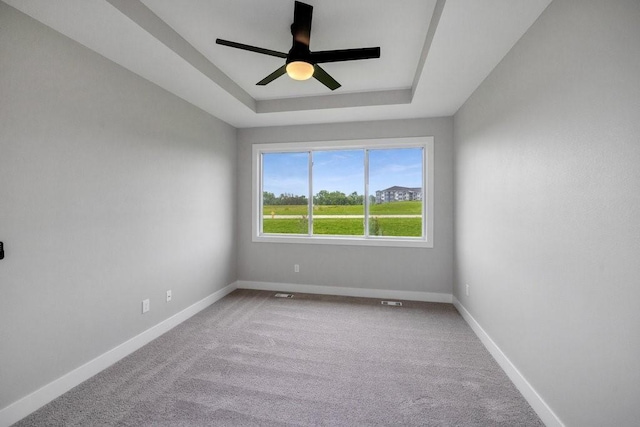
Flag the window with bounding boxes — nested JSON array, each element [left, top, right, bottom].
[[252, 137, 434, 248]]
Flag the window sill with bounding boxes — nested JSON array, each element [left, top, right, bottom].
[[253, 234, 433, 248]]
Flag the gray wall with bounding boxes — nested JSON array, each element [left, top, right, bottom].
[[453, 0, 640, 425], [237, 118, 454, 295], [0, 4, 237, 410]]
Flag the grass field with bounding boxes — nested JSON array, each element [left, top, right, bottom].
[[263, 217, 422, 237], [263, 201, 422, 216]]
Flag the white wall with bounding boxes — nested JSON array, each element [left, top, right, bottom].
[[237, 118, 454, 297], [0, 3, 237, 411], [453, 0, 640, 425]]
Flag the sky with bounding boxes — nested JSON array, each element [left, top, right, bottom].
[[262, 147, 423, 197]]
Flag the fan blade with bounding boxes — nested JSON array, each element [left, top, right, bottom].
[[216, 39, 287, 59], [311, 47, 380, 64], [256, 65, 287, 86], [313, 65, 341, 91], [292, 1, 313, 46]]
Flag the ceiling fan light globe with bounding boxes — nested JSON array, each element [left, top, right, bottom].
[[286, 61, 314, 80]]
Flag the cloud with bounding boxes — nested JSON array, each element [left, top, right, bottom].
[[372, 162, 422, 174], [263, 176, 308, 196]]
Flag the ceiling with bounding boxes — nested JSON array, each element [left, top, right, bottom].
[[5, 0, 552, 128]]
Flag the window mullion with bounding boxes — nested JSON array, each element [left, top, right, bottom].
[[364, 149, 370, 238], [308, 150, 313, 236]]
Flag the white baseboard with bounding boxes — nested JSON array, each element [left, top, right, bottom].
[[0, 282, 238, 427], [236, 280, 452, 303], [452, 297, 564, 427]]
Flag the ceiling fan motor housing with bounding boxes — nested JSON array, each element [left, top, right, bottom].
[[287, 41, 312, 65]]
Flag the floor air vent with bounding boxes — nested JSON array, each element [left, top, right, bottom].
[[381, 301, 402, 306], [274, 293, 294, 298]]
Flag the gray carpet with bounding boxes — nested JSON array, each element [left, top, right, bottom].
[[16, 289, 543, 426]]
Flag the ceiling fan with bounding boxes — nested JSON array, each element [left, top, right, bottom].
[[216, 1, 380, 91]]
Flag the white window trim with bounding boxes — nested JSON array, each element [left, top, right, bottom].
[[251, 136, 434, 248]]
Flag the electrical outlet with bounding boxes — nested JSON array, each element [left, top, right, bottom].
[[465, 284, 470, 296], [142, 299, 150, 314], [294, 264, 300, 273], [166, 290, 172, 302]]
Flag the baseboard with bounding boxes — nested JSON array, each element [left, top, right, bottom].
[[0, 282, 238, 427], [236, 280, 452, 303], [452, 297, 564, 427]]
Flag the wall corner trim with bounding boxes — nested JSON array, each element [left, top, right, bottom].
[[237, 280, 452, 303], [0, 282, 239, 427], [452, 297, 565, 427]]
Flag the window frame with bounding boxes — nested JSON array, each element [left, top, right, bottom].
[[251, 137, 434, 248]]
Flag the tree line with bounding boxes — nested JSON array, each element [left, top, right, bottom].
[[263, 191, 375, 206]]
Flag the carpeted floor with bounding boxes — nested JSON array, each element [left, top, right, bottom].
[[16, 289, 543, 426]]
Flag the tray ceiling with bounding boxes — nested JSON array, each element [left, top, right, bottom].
[[4, 0, 552, 128]]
